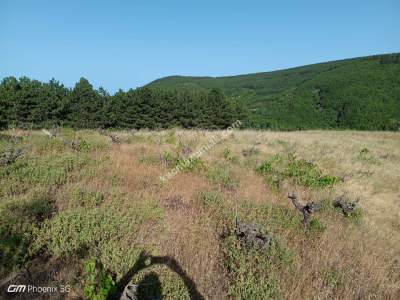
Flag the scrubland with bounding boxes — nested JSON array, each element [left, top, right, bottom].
[[0, 129, 399, 299]]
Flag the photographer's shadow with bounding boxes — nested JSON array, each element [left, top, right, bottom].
[[110, 251, 204, 300]]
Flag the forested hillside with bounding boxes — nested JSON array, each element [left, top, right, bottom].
[[1, 53, 399, 130], [149, 53, 400, 130]]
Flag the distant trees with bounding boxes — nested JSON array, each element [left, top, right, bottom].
[[0, 77, 242, 130], [67, 78, 103, 128], [2, 53, 399, 132], [149, 54, 400, 131]]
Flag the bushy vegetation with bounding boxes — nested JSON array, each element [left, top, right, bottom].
[[83, 259, 116, 300], [0, 189, 54, 276], [257, 153, 340, 189]]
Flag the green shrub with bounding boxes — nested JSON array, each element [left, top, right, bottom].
[[224, 233, 291, 299], [71, 187, 104, 208], [177, 157, 207, 173], [198, 191, 223, 207], [357, 148, 379, 164], [287, 158, 340, 188], [0, 189, 54, 276], [33, 203, 163, 275], [256, 154, 283, 175], [33, 208, 122, 258], [83, 259, 116, 300], [222, 148, 239, 163], [308, 218, 326, 235], [2, 153, 88, 191], [323, 268, 344, 289], [160, 151, 179, 167], [208, 167, 238, 190], [161, 150, 207, 173], [346, 208, 363, 225], [265, 205, 302, 231], [256, 154, 340, 189]]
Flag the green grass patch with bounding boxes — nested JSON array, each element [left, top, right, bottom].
[[207, 166, 238, 190], [357, 148, 380, 164], [83, 259, 116, 300], [70, 187, 105, 208], [257, 153, 340, 189], [197, 190, 223, 207], [222, 147, 239, 163]]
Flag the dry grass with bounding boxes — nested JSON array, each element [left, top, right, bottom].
[[1, 129, 399, 299]]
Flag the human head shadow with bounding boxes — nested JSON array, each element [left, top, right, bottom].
[[110, 251, 204, 300], [136, 272, 162, 300]]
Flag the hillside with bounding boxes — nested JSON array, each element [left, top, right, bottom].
[[148, 53, 400, 130]]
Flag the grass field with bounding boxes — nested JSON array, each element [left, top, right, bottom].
[[1, 129, 399, 299]]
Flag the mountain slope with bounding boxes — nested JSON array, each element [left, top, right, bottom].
[[148, 54, 400, 130]]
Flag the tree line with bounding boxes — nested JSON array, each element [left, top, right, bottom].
[[0, 77, 246, 130]]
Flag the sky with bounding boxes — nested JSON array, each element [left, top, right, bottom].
[[1, 0, 399, 93]]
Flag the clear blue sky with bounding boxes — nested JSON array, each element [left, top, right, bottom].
[[1, 0, 399, 93]]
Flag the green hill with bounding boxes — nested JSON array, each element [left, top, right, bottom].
[[148, 53, 400, 130]]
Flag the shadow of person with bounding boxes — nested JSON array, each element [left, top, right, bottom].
[[110, 251, 204, 300], [136, 272, 162, 300]]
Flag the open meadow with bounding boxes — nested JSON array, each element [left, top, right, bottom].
[[0, 129, 399, 299]]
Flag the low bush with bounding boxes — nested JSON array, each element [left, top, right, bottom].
[[83, 259, 116, 300], [0, 189, 54, 276], [198, 191, 223, 207], [242, 146, 260, 157], [257, 153, 340, 189], [207, 166, 238, 190], [32, 202, 163, 275], [224, 233, 292, 299], [357, 148, 379, 164], [71, 187, 105, 208], [222, 148, 239, 163]]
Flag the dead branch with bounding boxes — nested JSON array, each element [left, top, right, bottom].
[[0, 148, 23, 166], [235, 218, 272, 249], [99, 129, 121, 144], [333, 196, 359, 216], [288, 192, 321, 225]]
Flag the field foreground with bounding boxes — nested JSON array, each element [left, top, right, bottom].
[[0, 129, 399, 299]]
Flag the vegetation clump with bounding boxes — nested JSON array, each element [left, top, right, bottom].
[[0, 147, 23, 166], [0, 189, 54, 276], [333, 196, 363, 223], [83, 259, 116, 300], [257, 153, 340, 189], [242, 146, 260, 157], [235, 219, 272, 250]]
